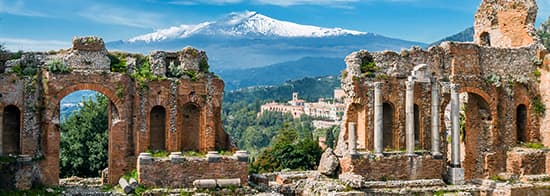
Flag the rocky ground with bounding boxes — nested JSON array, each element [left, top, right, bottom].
[[42, 173, 550, 196]]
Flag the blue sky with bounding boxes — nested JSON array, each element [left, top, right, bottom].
[[1, 0, 549, 51]]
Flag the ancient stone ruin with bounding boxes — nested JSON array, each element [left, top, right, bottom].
[[0, 37, 239, 189], [334, 0, 550, 185]]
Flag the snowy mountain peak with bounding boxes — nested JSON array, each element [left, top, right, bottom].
[[129, 11, 367, 43]]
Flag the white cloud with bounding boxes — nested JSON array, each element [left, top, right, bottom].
[[252, 0, 360, 7], [0, 37, 70, 52], [170, 0, 243, 5], [79, 5, 164, 29], [0, 0, 48, 17]]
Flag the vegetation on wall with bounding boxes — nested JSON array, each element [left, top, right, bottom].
[[45, 60, 71, 74], [60, 94, 108, 178]]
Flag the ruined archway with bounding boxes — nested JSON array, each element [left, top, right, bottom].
[[149, 106, 166, 151], [181, 103, 201, 151], [59, 90, 108, 178], [480, 32, 491, 46], [42, 83, 125, 185], [382, 102, 394, 150], [462, 92, 493, 179], [2, 105, 21, 155]]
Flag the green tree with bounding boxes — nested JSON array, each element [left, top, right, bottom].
[[60, 94, 108, 177], [539, 17, 550, 49], [250, 124, 322, 174]]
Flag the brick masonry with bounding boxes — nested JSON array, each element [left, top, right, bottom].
[[340, 154, 444, 181], [137, 154, 248, 188], [0, 36, 235, 188], [335, 0, 550, 181]]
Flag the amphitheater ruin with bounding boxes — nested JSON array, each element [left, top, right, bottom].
[[1, 0, 550, 194]]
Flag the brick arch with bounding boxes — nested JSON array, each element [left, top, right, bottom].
[[56, 83, 123, 111], [459, 86, 496, 179], [180, 102, 202, 151], [42, 83, 127, 185]]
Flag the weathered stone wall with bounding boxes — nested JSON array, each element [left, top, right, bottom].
[[336, 0, 547, 182], [339, 154, 444, 181], [0, 36, 235, 188], [506, 148, 549, 175], [137, 153, 248, 188], [474, 0, 538, 48], [0, 156, 33, 190]]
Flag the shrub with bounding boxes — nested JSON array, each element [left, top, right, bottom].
[[46, 60, 71, 74]]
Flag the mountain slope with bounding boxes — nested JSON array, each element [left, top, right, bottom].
[[129, 11, 366, 42], [219, 56, 344, 90], [107, 11, 426, 70], [430, 27, 474, 46]]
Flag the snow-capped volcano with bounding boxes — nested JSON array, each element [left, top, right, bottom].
[[129, 11, 367, 42]]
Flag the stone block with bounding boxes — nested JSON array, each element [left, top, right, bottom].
[[250, 174, 268, 187], [234, 150, 249, 162], [447, 167, 465, 185], [139, 153, 153, 165], [72, 36, 105, 51], [169, 152, 184, 163], [207, 151, 221, 163], [193, 179, 217, 189], [216, 178, 241, 188]]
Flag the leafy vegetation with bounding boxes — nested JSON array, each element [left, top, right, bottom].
[[533, 96, 546, 116], [538, 17, 550, 50], [146, 150, 169, 157], [46, 60, 71, 74], [60, 94, 108, 178], [108, 52, 127, 73], [249, 123, 322, 173]]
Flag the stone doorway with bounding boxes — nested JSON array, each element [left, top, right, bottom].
[[149, 106, 167, 151], [2, 105, 21, 155], [181, 103, 201, 151]]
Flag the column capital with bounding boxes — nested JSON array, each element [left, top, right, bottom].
[[374, 82, 383, 89], [450, 83, 460, 91], [406, 80, 415, 88]]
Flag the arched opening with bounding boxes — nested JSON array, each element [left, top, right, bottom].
[[382, 102, 394, 150], [149, 106, 166, 151], [516, 104, 527, 143], [480, 32, 491, 46], [59, 90, 109, 178], [2, 105, 21, 155], [181, 103, 201, 151], [414, 104, 421, 149]]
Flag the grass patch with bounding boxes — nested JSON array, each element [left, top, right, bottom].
[[183, 151, 206, 158], [122, 169, 138, 181], [522, 142, 545, 149], [146, 150, 169, 157]]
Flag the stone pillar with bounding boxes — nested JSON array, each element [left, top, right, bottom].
[[405, 80, 415, 156], [431, 78, 442, 158], [448, 83, 464, 185], [348, 122, 357, 155], [374, 82, 383, 156]]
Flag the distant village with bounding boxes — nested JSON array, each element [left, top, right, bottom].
[[259, 90, 345, 130]]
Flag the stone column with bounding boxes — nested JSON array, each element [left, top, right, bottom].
[[450, 83, 461, 167], [431, 78, 442, 158], [374, 82, 383, 156], [448, 83, 464, 185], [405, 80, 415, 156], [348, 122, 357, 155]]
